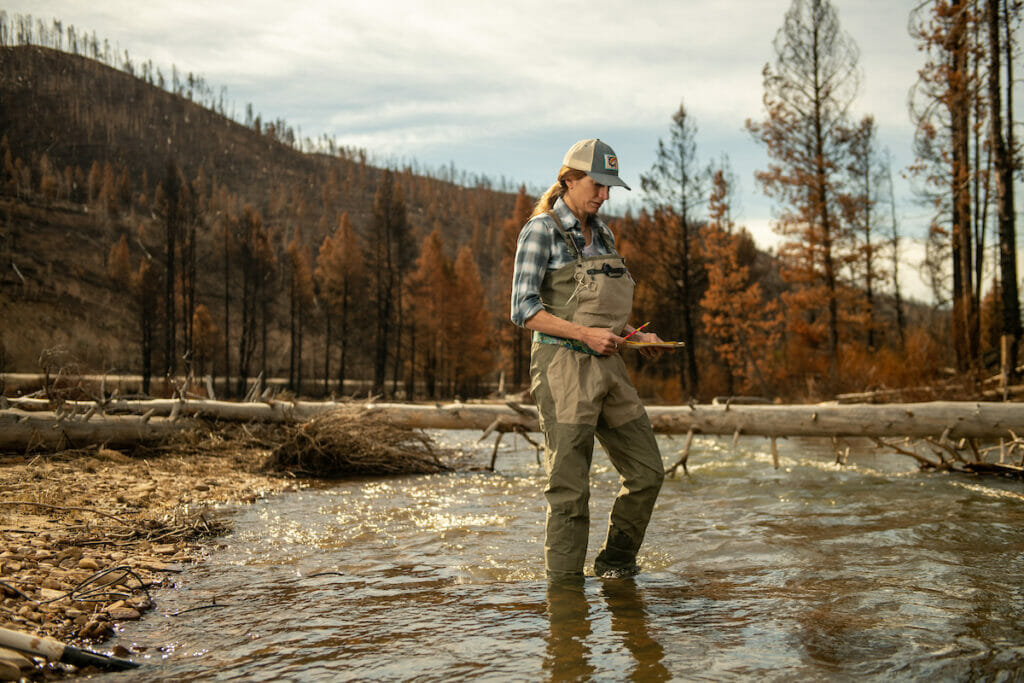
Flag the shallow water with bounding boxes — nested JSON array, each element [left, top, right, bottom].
[[95, 431, 1024, 681]]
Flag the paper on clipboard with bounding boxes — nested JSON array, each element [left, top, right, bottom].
[[621, 340, 686, 349]]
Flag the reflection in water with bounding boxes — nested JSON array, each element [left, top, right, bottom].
[[544, 578, 669, 682], [545, 577, 594, 680], [602, 579, 670, 682]]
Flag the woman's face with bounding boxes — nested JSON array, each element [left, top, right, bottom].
[[564, 175, 610, 218]]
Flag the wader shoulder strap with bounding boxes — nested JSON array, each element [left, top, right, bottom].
[[547, 211, 620, 260], [545, 211, 583, 260]]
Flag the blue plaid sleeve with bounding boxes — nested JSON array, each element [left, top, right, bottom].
[[510, 216, 552, 327]]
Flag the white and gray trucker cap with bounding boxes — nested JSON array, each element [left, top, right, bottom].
[[562, 138, 631, 190]]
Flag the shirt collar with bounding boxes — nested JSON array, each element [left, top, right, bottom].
[[552, 196, 580, 230], [552, 196, 609, 233], [553, 196, 611, 244]]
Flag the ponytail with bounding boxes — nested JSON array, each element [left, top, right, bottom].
[[529, 166, 586, 219]]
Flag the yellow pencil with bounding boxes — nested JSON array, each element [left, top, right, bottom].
[[621, 321, 650, 341]]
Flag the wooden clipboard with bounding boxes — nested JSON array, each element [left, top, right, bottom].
[[621, 340, 686, 349]]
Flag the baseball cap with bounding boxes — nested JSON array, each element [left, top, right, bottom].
[[563, 138, 631, 190]]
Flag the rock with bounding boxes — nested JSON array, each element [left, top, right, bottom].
[[81, 620, 112, 639], [0, 646, 32, 671], [0, 660, 21, 681], [128, 596, 152, 610], [57, 547, 83, 562], [107, 607, 141, 621], [195, 484, 210, 491], [78, 558, 100, 571], [135, 560, 168, 572], [152, 544, 177, 555], [38, 588, 66, 602], [111, 644, 132, 658]]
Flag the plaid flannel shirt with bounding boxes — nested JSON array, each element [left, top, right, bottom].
[[510, 197, 617, 327]]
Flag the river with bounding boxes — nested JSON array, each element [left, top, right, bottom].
[[95, 430, 1024, 681]]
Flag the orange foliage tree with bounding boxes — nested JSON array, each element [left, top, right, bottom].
[[746, 0, 860, 395], [191, 303, 220, 381], [497, 186, 533, 391], [700, 169, 779, 396], [314, 211, 366, 394], [449, 245, 495, 397], [407, 227, 454, 398], [407, 229, 495, 398], [617, 206, 706, 400]]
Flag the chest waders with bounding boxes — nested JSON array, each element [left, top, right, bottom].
[[528, 212, 665, 578]]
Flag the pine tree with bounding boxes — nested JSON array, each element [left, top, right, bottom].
[[314, 212, 366, 395], [366, 170, 412, 397], [498, 186, 533, 390], [640, 102, 707, 398], [286, 228, 315, 393], [407, 227, 452, 398], [700, 169, 777, 396], [747, 0, 860, 394], [450, 245, 494, 397]]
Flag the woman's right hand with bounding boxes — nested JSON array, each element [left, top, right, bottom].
[[580, 327, 623, 355]]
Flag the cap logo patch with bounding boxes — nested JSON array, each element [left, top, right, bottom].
[[604, 154, 618, 171]]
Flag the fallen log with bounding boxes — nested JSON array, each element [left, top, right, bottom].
[[2, 400, 1023, 453], [5, 399, 1024, 436], [645, 401, 1024, 440], [0, 410, 192, 451]]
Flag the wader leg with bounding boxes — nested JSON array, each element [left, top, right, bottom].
[[593, 414, 664, 576], [543, 423, 597, 577], [531, 344, 604, 577]]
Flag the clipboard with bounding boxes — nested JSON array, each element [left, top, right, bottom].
[[621, 340, 686, 349]]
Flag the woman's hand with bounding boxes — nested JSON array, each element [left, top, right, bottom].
[[632, 331, 665, 360], [580, 327, 624, 355]]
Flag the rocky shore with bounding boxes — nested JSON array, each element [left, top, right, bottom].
[[0, 436, 293, 679]]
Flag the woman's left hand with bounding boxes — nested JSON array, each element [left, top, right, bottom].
[[632, 331, 665, 360]]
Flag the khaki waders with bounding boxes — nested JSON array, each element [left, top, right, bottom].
[[529, 212, 664, 578]]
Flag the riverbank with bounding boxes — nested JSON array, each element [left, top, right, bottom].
[[0, 431, 295, 678]]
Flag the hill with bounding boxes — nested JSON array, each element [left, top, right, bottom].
[[0, 45, 517, 393]]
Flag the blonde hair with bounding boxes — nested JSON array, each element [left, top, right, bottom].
[[529, 166, 587, 219]]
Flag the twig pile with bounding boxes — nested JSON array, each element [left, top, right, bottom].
[[264, 408, 452, 477]]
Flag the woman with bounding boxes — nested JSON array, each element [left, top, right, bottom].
[[510, 138, 665, 580]]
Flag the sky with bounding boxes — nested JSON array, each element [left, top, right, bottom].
[[9, 0, 951, 299]]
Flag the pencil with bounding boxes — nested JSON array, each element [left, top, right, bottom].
[[621, 321, 650, 341]]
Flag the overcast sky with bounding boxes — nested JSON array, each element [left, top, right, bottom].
[[11, 0, 947, 297]]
